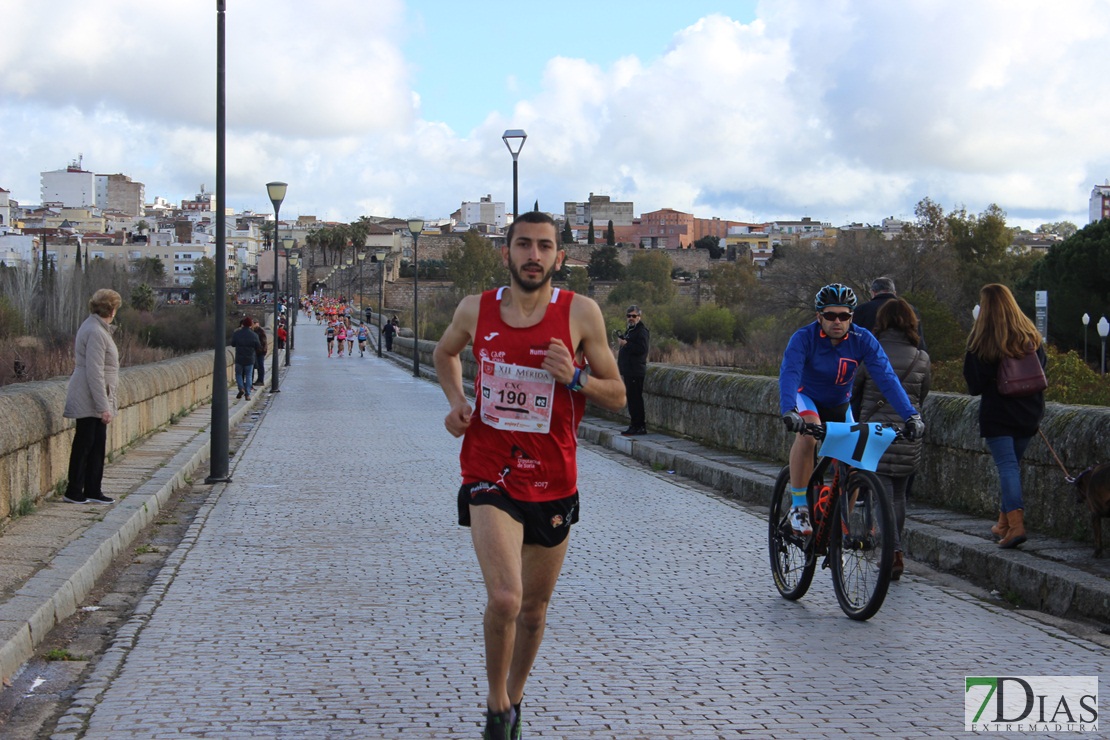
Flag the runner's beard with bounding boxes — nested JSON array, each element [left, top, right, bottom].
[[508, 257, 557, 293]]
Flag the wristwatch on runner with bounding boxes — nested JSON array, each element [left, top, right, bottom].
[[566, 367, 588, 392]]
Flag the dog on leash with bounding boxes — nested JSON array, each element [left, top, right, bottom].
[[1071, 463, 1110, 558]]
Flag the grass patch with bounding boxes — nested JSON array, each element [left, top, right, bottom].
[[14, 496, 36, 517], [1002, 590, 1022, 607], [44, 648, 84, 662], [134, 544, 158, 555]]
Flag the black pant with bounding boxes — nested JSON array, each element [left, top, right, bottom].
[[65, 416, 107, 500], [623, 375, 645, 428], [255, 353, 265, 384]]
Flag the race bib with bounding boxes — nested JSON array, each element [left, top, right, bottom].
[[819, 421, 897, 471], [479, 359, 556, 433]]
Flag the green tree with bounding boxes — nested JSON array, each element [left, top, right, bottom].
[[189, 257, 219, 315], [443, 230, 508, 295], [693, 235, 724, 259], [132, 256, 166, 286], [623, 251, 675, 304], [131, 283, 156, 312], [1018, 219, 1110, 355], [587, 246, 623, 281], [533, 200, 539, 212], [606, 220, 615, 246], [562, 221, 573, 244], [566, 267, 590, 294], [705, 260, 759, 308], [587, 219, 596, 245], [1036, 221, 1078, 239], [673, 304, 736, 343]]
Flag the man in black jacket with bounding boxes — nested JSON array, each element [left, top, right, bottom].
[[853, 277, 926, 351], [231, 316, 261, 401], [617, 304, 649, 435]]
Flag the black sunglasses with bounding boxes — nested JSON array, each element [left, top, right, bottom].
[[627, 314, 640, 318], [820, 311, 853, 322]]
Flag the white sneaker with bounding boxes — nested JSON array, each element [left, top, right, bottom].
[[788, 506, 813, 536]]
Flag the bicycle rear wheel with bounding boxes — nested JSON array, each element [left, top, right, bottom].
[[829, 469, 894, 620], [768, 465, 816, 600]]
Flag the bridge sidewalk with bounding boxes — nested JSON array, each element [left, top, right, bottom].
[[2, 345, 1108, 687]]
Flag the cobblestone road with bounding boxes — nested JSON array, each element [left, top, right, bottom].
[[56, 316, 1107, 739]]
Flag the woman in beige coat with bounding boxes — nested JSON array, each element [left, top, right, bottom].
[[62, 289, 122, 504]]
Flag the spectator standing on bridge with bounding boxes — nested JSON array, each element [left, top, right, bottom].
[[383, 316, 398, 351], [963, 283, 1046, 550], [231, 316, 261, 401], [617, 304, 649, 435], [852, 298, 931, 579], [252, 319, 267, 387], [62, 288, 122, 505], [433, 211, 626, 740]]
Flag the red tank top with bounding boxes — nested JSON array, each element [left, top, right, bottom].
[[460, 287, 586, 502]]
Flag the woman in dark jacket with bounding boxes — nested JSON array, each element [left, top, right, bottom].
[[962, 284, 1046, 549], [853, 299, 930, 579]]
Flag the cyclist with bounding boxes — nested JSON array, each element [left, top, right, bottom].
[[779, 283, 925, 536]]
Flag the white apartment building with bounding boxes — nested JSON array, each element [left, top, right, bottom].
[[96, 173, 145, 217], [1089, 182, 1110, 223], [453, 194, 506, 228], [41, 162, 97, 208]]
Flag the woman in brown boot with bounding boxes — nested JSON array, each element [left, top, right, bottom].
[[963, 284, 1046, 550]]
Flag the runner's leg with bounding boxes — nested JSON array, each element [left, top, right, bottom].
[[506, 538, 568, 706]]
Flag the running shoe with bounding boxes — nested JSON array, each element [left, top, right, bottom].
[[86, 493, 115, 505], [484, 709, 513, 740], [62, 495, 88, 504], [512, 702, 522, 740], [788, 505, 813, 537]]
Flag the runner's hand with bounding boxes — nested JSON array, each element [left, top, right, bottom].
[[904, 414, 925, 441], [445, 402, 472, 438], [541, 337, 575, 386]]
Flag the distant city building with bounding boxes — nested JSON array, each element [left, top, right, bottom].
[[452, 194, 506, 229], [41, 159, 97, 209], [564, 193, 635, 227], [96, 173, 145, 217], [638, 208, 693, 248], [0, 187, 10, 228], [1089, 182, 1110, 223], [181, 186, 215, 212]]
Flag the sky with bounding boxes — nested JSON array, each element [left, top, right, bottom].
[[2, 0, 1109, 231]]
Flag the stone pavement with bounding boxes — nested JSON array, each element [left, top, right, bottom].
[[1, 312, 1107, 738]]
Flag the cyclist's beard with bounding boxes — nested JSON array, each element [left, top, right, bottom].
[[508, 256, 556, 293]]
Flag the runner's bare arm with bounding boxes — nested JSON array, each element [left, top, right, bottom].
[[544, 295, 625, 412], [433, 295, 480, 437]]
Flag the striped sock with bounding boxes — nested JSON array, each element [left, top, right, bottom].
[[790, 487, 808, 508]]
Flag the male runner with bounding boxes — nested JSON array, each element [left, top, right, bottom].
[[434, 210, 626, 739], [779, 283, 924, 536]]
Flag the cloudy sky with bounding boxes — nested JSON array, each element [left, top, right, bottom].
[[2, 0, 1108, 230]]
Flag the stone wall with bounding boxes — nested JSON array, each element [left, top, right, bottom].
[[0, 346, 249, 522], [393, 344, 1107, 544]]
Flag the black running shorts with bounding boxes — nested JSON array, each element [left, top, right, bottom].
[[458, 482, 579, 548]]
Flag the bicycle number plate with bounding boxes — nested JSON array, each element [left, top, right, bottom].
[[819, 422, 896, 471]]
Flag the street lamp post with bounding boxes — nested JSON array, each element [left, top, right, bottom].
[[282, 237, 294, 366], [357, 249, 366, 317], [288, 250, 299, 359], [375, 248, 387, 357], [1082, 312, 1090, 364], [266, 181, 287, 394], [502, 129, 527, 219], [1099, 316, 1109, 376], [408, 217, 424, 377]]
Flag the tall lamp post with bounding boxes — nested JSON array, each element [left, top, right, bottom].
[[502, 129, 527, 219], [266, 181, 287, 394], [408, 217, 424, 377], [357, 248, 367, 317], [1082, 312, 1090, 364], [282, 237, 294, 367], [1099, 316, 1109, 376], [375, 248, 387, 357], [288, 250, 299, 359]]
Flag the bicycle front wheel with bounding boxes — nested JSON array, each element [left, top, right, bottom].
[[829, 469, 894, 620], [768, 465, 815, 600]]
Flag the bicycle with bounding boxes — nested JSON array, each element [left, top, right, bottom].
[[768, 421, 903, 621]]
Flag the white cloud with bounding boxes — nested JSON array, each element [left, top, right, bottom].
[[2, 0, 1110, 230]]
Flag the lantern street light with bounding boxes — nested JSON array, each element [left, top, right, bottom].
[[408, 217, 425, 377], [502, 129, 527, 219], [1099, 316, 1109, 376], [266, 181, 287, 394], [1082, 312, 1090, 364], [374, 248, 388, 357]]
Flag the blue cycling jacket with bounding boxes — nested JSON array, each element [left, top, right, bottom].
[[778, 322, 918, 420]]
